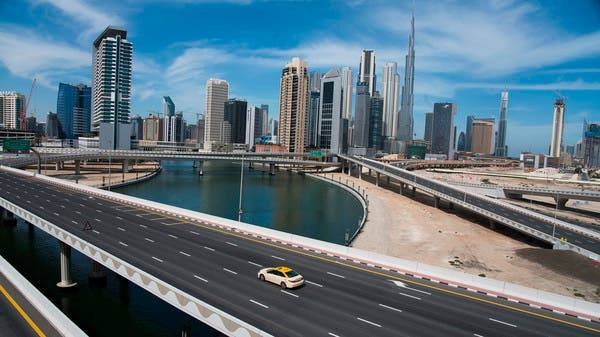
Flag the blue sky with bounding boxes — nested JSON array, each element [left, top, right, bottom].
[[1, 0, 599, 156]]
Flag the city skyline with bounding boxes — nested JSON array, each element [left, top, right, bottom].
[[0, 1, 599, 155]]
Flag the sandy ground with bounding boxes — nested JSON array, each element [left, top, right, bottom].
[[321, 171, 600, 303], [27, 161, 159, 188]]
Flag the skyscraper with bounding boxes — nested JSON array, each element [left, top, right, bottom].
[[260, 104, 269, 135], [46, 111, 59, 139], [465, 115, 475, 151], [457, 132, 466, 152], [353, 82, 371, 147], [308, 90, 320, 147], [495, 91, 509, 157], [471, 120, 495, 154], [131, 115, 143, 140], [424, 112, 433, 143], [162, 96, 175, 117], [278, 57, 308, 153], [246, 105, 260, 147], [369, 91, 384, 150], [358, 50, 376, 97], [57, 83, 91, 139], [583, 121, 600, 168], [309, 71, 322, 92], [382, 62, 400, 138], [143, 114, 162, 141], [318, 68, 344, 154], [341, 67, 353, 121], [431, 103, 456, 157], [224, 98, 247, 144], [204, 79, 229, 148], [549, 97, 565, 157], [92, 26, 132, 149], [0, 92, 25, 130], [397, 13, 415, 141]]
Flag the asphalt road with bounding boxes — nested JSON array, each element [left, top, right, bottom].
[[0, 171, 598, 337], [354, 158, 600, 254]]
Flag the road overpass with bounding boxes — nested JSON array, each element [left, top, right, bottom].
[[500, 185, 600, 208], [0, 165, 599, 336], [338, 155, 600, 260]]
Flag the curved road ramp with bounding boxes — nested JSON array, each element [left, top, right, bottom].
[[0, 163, 598, 336]]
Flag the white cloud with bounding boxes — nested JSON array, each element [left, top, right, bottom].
[[0, 26, 89, 87]]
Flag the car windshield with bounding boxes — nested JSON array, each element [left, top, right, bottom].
[[285, 270, 299, 278]]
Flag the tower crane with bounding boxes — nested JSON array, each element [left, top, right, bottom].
[[23, 78, 37, 129]]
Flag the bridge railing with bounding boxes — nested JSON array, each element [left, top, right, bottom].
[[2, 165, 598, 321]]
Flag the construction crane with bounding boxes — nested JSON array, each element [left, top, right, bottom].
[[23, 78, 37, 129]]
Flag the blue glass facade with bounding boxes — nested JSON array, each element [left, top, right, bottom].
[[57, 83, 91, 139]]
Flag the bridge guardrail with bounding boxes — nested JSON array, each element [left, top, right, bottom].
[[0, 254, 88, 337], [2, 165, 599, 321]]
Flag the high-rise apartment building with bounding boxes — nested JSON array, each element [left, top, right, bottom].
[[92, 26, 132, 149], [278, 57, 308, 153], [424, 112, 433, 143], [318, 68, 344, 154], [308, 90, 320, 147], [46, 112, 59, 139], [471, 119, 495, 154], [382, 62, 399, 138], [162, 96, 184, 143], [260, 104, 269, 135], [583, 121, 600, 168], [353, 82, 370, 147], [549, 98, 565, 157], [131, 115, 143, 140], [224, 98, 248, 144], [204, 79, 229, 148], [398, 13, 415, 141], [431, 103, 456, 157], [56, 83, 91, 139], [495, 91, 509, 157], [341, 67, 353, 121], [369, 91, 384, 150], [268, 118, 278, 137], [245, 105, 260, 146], [358, 50, 376, 97], [0, 92, 26, 130], [143, 114, 162, 141]]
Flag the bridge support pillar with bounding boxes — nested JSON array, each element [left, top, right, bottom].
[[0, 208, 17, 226], [488, 220, 496, 229], [368, 168, 372, 176], [122, 160, 130, 173], [57, 242, 77, 288], [55, 162, 61, 171], [375, 172, 380, 187], [506, 193, 522, 200], [74, 160, 81, 175], [555, 197, 568, 210], [412, 186, 416, 196], [248, 161, 254, 170], [347, 162, 351, 176], [434, 197, 440, 209], [192, 160, 198, 168], [89, 260, 106, 283], [448, 202, 454, 210], [387, 176, 390, 184], [399, 183, 405, 195], [181, 323, 191, 337], [269, 163, 276, 175], [358, 165, 362, 180]]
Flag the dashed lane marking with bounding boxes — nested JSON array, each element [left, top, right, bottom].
[[249, 299, 269, 309], [379, 303, 403, 313], [179, 251, 191, 257], [399, 292, 421, 300], [151, 256, 163, 263], [327, 272, 345, 279], [145, 238, 155, 243], [248, 261, 263, 267], [488, 318, 517, 328], [305, 280, 323, 288], [356, 317, 381, 328], [223, 268, 237, 275], [281, 290, 299, 298], [193, 275, 208, 283]]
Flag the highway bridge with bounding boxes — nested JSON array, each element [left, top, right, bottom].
[[338, 155, 600, 260], [0, 165, 599, 336]]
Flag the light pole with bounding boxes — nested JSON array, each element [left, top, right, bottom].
[[238, 156, 244, 222], [108, 154, 112, 191]]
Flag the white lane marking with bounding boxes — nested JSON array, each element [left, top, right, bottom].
[[117, 227, 126, 231], [71, 220, 78, 224], [189, 230, 200, 235], [46, 199, 50, 203], [271, 255, 285, 261], [399, 292, 421, 300], [96, 209, 102, 213], [168, 234, 178, 239], [379, 303, 403, 313], [92, 230, 100, 234], [223, 268, 237, 275], [151, 256, 163, 263], [94, 218, 101, 222], [281, 290, 299, 298], [248, 261, 263, 267], [97, 202, 103, 206], [53, 213, 59, 216], [305, 280, 323, 288], [139, 224, 147, 229], [249, 299, 269, 309], [328, 333, 340, 337], [193, 275, 208, 283], [356, 317, 382, 328], [327, 272, 345, 279], [119, 241, 128, 247], [179, 251, 191, 257], [39, 206, 44, 209], [74, 211, 81, 214], [60, 205, 65, 208], [26, 200, 31, 203], [145, 238, 155, 243], [79, 203, 84, 207], [204, 246, 215, 251], [473, 334, 484, 337], [488, 318, 517, 328], [116, 216, 122, 220], [226, 241, 238, 247], [391, 280, 431, 295]]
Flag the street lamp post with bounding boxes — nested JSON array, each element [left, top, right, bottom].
[[238, 156, 244, 222]]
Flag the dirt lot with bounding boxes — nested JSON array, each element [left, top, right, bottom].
[[324, 171, 600, 303]]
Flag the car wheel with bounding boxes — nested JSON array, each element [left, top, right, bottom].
[[280, 282, 287, 289], [259, 274, 265, 281]]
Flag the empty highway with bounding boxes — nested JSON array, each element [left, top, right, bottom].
[[0, 170, 598, 337]]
